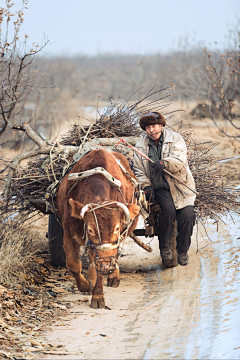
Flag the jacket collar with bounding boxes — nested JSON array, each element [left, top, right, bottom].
[[163, 128, 174, 143]]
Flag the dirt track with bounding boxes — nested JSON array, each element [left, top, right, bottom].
[[40, 215, 240, 359]]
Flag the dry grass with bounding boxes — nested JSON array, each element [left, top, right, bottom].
[[0, 221, 48, 286]]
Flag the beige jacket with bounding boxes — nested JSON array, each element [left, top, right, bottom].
[[133, 128, 196, 210]]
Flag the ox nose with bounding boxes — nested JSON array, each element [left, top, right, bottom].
[[95, 257, 118, 275]]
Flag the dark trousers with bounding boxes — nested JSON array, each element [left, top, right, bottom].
[[154, 188, 195, 253]]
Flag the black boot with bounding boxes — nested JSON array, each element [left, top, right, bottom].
[[160, 247, 173, 260], [178, 251, 189, 266]]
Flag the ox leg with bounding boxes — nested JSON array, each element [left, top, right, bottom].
[[86, 250, 97, 290], [107, 266, 120, 287], [63, 232, 90, 293], [91, 273, 105, 309]]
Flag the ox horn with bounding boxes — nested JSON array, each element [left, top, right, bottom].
[[80, 204, 91, 219], [116, 202, 130, 227]]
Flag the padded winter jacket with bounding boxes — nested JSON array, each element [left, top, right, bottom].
[[133, 128, 196, 210]]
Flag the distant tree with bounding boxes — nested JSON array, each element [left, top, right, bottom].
[[204, 22, 240, 141], [171, 24, 240, 141], [0, 0, 48, 139]]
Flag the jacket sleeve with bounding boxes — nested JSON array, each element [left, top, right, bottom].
[[163, 134, 187, 173], [132, 151, 151, 189]]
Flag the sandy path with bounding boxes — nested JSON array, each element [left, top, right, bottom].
[[39, 214, 240, 359]]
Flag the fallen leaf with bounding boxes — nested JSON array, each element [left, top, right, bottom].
[[0, 285, 7, 295], [4, 300, 15, 307], [33, 257, 44, 264], [51, 303, 66, 310], [86, 331, 90, 335], [30, 339, 43, 347], [44, 350, 69, 355], [0, 350, 13, 359], [48, 343, 63, 348], [0, 318, 9, 328], [44, 281, 59, 286], [22, 346, 40, 352], [51, 287, 69, 293]]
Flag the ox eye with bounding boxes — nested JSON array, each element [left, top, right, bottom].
[[88, 228, 93, 234], [115, 226, 120, 232]]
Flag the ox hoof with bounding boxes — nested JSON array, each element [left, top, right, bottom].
[[90, 297, 105, 309], [107, 278, 120, 288]]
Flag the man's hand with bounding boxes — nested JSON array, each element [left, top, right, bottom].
[[152, 161, 165, 175], [143, 186, 152, 201]]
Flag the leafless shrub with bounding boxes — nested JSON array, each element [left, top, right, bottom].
[[0, 0, 49, 141], [203, 24, 240, 141]]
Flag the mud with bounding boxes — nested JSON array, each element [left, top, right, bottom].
[[39, 215, 240, 359]]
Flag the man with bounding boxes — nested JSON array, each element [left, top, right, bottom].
[[133, 111, 196, 266]]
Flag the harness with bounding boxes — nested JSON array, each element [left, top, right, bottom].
[[83, 201, 131, 248], [68, 167, 122, 189], [81, 201, 132, 275]]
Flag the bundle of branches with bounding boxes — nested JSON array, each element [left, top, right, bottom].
[[0, 86, 239, 230], [60, 86, 176, 145], [0, 153, 72, 223], [0, 86, 175, 221], [187, 139, 239, 223]]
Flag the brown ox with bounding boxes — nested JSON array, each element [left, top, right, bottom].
[[56, 149, 140, 308]]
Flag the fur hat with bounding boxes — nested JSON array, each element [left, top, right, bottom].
[[139, 111, 166, 130]]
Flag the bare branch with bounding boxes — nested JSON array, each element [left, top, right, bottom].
[[0, 2, 49, 140]]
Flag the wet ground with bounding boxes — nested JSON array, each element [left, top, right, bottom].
[[41, 215, 240, 359], [145, 215, 240, 359]]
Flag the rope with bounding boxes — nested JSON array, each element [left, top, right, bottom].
[[49, 144, 57, 183], [89, 204, 102, 245], [87, 201, 120, 212], [82, 201, 133, 252]]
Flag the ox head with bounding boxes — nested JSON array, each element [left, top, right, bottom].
[[69, 198, 140, 275]]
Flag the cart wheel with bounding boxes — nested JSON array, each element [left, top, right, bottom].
[[48, 214, 66, 267], [162, 220, 178, 268]]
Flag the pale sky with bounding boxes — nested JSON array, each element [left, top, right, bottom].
[[5, 0, 240, 56]]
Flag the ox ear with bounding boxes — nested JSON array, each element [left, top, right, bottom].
[[127, 204, 140, 220], [69, 198, 84, 219]]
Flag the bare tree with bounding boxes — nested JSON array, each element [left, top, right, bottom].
[[204, 23, 240, 141], [171, 24, 240, 141], [0, 0, 49, 139]]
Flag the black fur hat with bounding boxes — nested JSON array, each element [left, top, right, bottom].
[[139, 111, 166, 130]]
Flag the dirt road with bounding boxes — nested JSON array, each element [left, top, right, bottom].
[[39, 215, 240, 359]]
